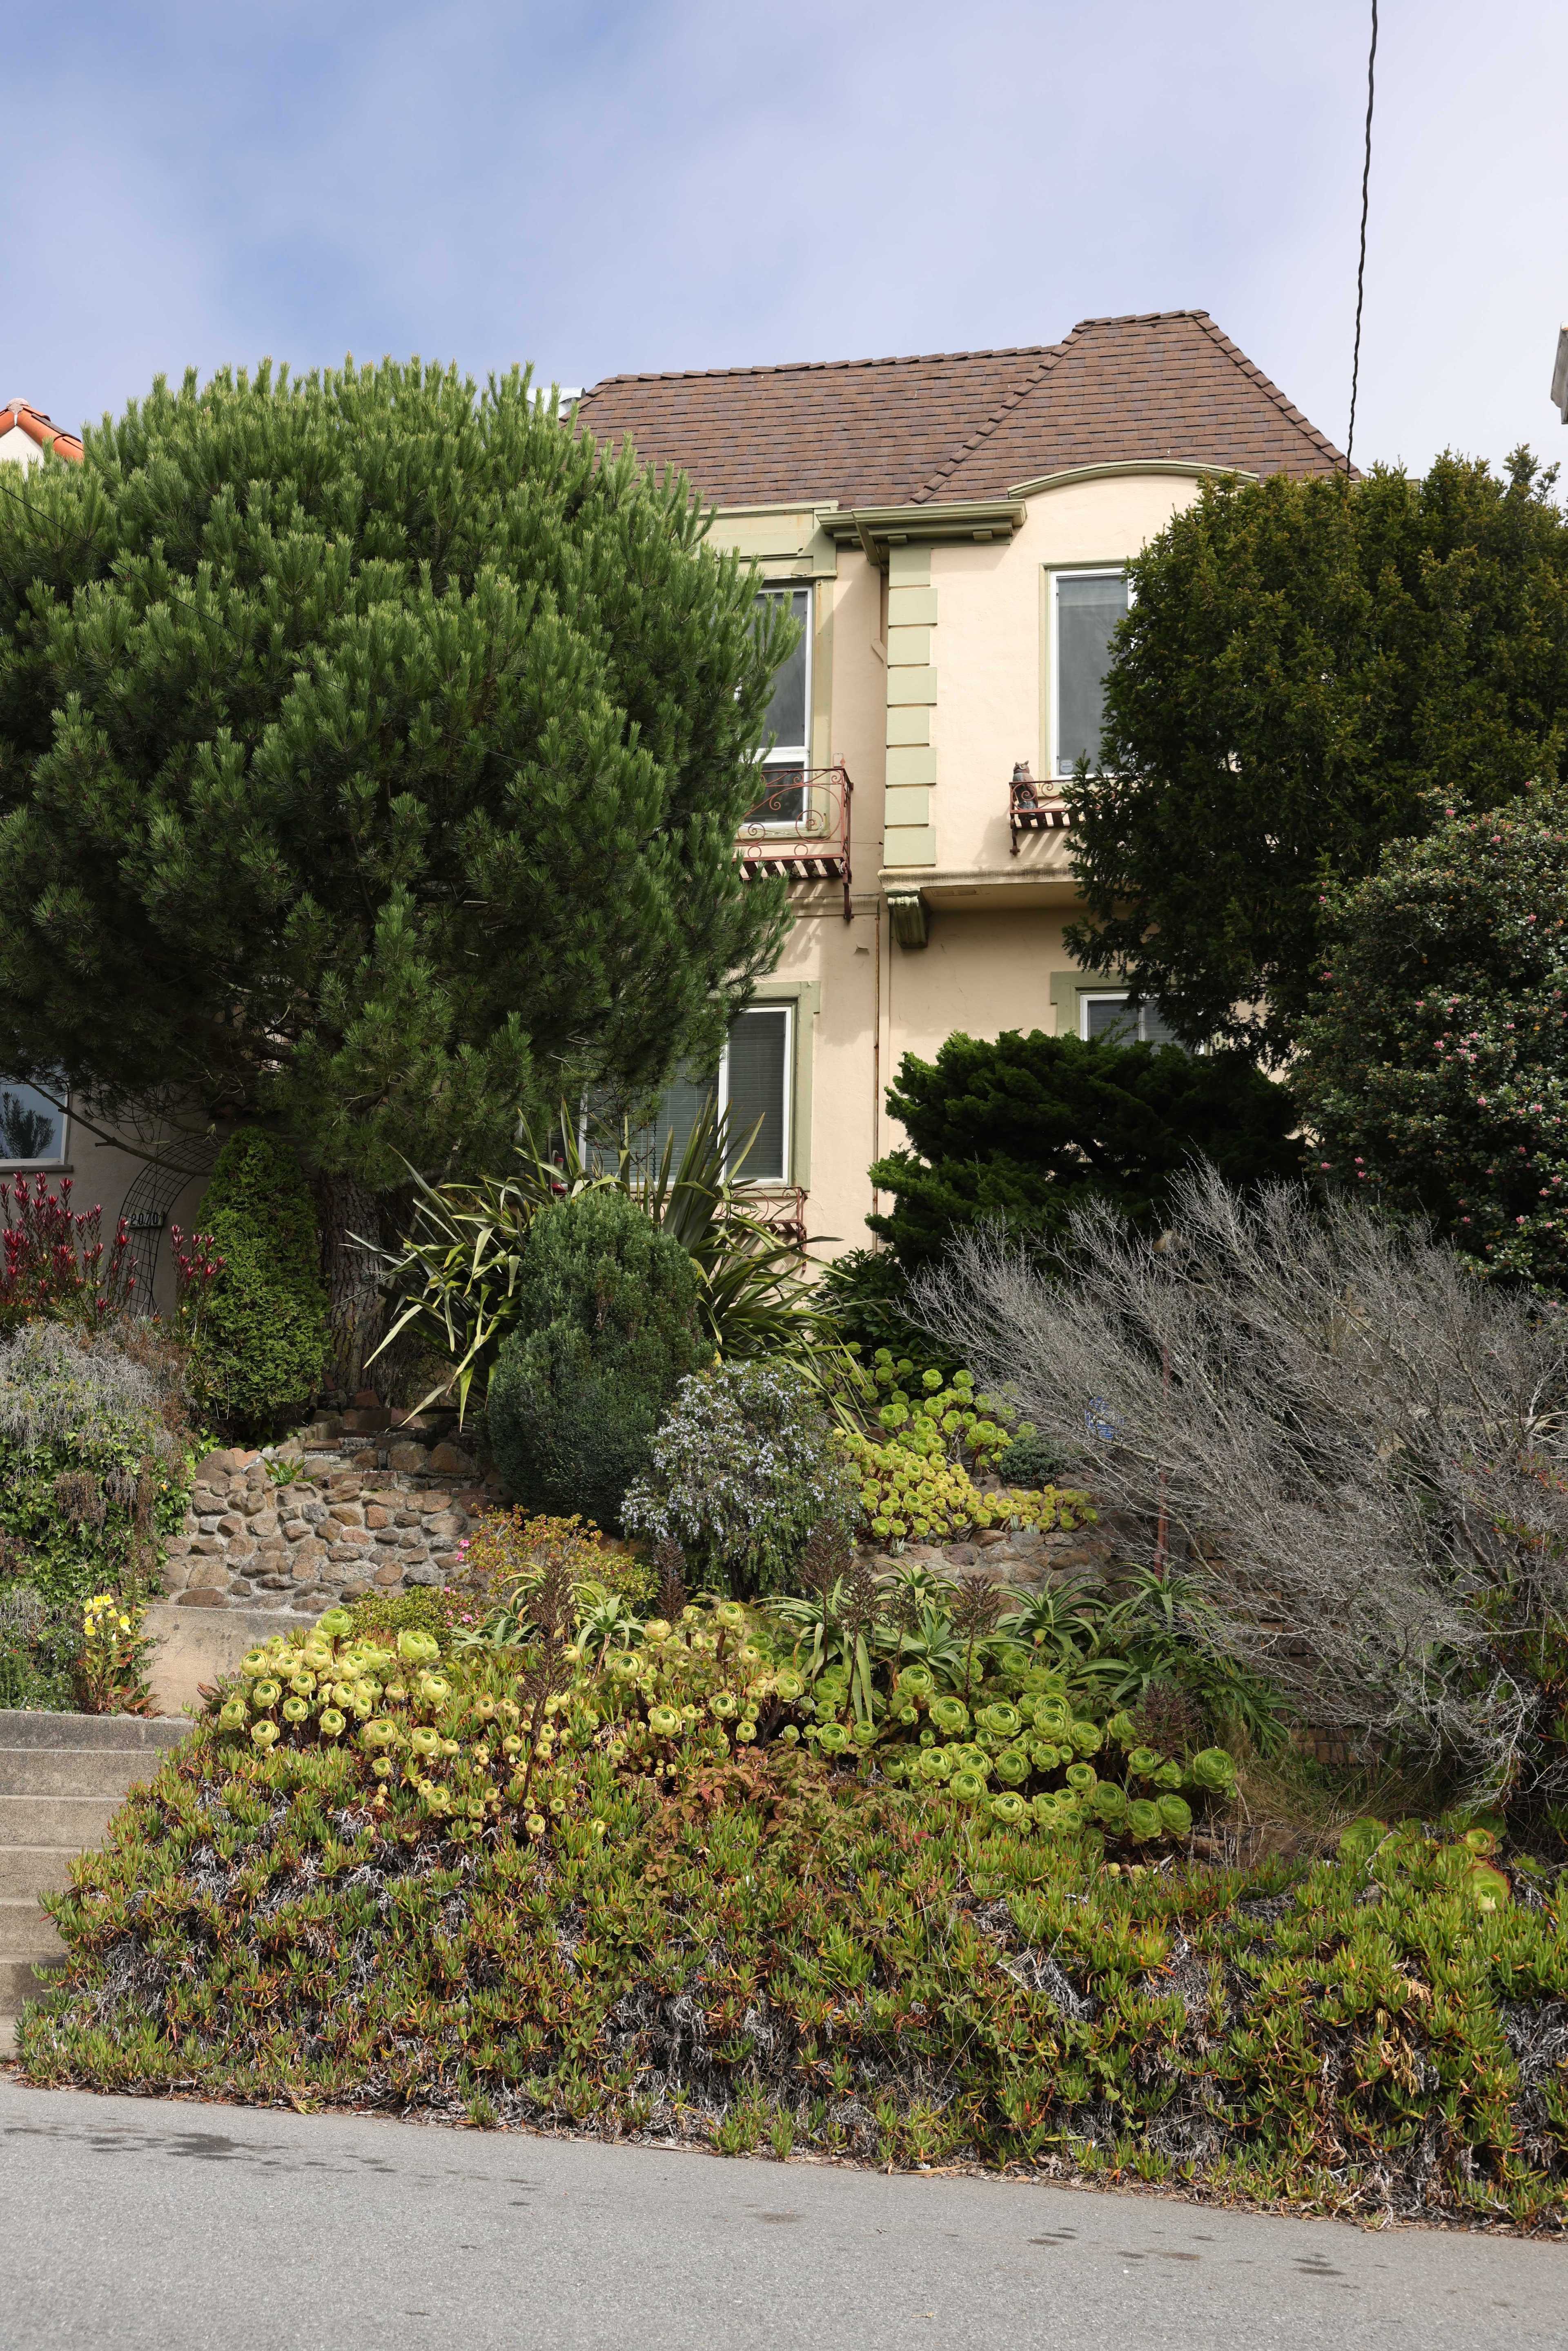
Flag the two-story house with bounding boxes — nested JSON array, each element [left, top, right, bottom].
[[1, 316, 1347, 1296], [575, 308, 1348, 1252]]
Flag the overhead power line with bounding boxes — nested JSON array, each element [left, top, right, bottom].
[[1346, 0, 1379, 472]]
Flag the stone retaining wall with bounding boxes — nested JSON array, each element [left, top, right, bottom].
[[158, 1402, 1111, 1617], [160, 1410, 504, 1615]]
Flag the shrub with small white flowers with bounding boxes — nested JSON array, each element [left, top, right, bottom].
[[622, 1360, 857, 1599]]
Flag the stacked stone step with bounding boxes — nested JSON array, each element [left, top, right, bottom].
[[0, 1710, 190, 2057], [160, 1404, 503, 1616]]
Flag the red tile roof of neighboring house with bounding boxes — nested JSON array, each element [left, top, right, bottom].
[[575, 311, 1349, 509], [0, 399, 84, 464]]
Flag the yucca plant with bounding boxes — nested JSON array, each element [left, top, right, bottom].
[[365, 1096, 833, 1417]]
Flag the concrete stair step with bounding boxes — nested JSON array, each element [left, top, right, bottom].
[[0, 1952, 63, 2011], [0, 1711, 192, 1752], [0, 1898, 64, 1961], [0, 1794, 122, 1847], [0, 1748, 173, 1799], [0, 1848, 77, 1900]]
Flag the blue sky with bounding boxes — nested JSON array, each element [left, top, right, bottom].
[[4, 0, 1565, 479]]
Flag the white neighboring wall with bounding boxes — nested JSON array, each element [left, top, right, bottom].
[[0, 421, 43, 468], [0, 399, 80, 469]]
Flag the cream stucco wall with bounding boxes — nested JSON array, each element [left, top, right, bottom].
[[927, 473, 1203, 883], [732, 465, 1226, 1255]]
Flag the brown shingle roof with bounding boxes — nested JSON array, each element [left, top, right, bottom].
[[575, 311, 1348, 509], [0, 399, 84, 464]]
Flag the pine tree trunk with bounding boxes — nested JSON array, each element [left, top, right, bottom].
[[314, 1173, 386, 1401]]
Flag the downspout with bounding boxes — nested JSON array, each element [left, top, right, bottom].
[[871, 886, 883, 1226]]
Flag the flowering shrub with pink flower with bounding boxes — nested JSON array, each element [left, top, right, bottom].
[[1299, 789, 1568, 1288]]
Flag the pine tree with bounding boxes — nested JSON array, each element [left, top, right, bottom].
[[0, 359, 793, 1313]]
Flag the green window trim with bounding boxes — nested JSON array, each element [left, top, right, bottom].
[[1049, 968, 1125, 1038]]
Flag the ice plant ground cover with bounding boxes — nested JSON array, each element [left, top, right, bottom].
[[16, 1602, 1568, 2227]]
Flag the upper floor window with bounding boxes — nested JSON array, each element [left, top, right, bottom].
[[1051, 569, 1129, 780], [748, 586, 811, 827], [0, 1078, 67, 1168], [1080, 994, 1183, 1049], [603, 1005, 795, 1188]]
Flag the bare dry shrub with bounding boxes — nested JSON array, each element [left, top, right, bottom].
[[913, 1166, 1568, 1809]]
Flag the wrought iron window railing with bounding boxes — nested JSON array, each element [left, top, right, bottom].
[[736, 762, 853, 920]]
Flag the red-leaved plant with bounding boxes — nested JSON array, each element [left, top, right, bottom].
[[169, 1224, 226, 1341], [0, 1175, 135, 1334]]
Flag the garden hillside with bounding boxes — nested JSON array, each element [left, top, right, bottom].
[[16, 1127, 1568, 2228], [19, 1622, 1568, 2229]]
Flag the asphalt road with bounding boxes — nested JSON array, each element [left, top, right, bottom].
[[2, 2078, 1564, 2351]]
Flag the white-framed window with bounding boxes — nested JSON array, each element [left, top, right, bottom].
[[1080, 994, 1184, 1049], [746, 584, 811, 827], [0, 1078, 68, 1168], [1049, 567, 1129, 780], [620, 1004, 795, 1186]]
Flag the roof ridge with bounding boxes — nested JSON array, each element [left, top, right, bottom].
[[910, 329, 1085, 504], [916, 312, 1351, 502], [1185, 314, 1351, 472], [1063, 307, 1213, 329], [0, 399, 84, 462], [578, 343, 1061, 397]]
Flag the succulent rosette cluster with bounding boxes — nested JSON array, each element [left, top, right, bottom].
[[843, 1357, 1092, 1544], [824, 1678, 1234, 1848], [213, 1575, 1244, 1861]]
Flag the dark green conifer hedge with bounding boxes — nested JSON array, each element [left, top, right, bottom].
[[869, 1030, 1304, 1268]]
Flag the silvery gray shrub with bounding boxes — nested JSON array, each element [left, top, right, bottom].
[[913, 1165, 1568, 1805], [623, 1359, 857, 1601]]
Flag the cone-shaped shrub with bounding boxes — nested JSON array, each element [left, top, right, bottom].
[[487, 1188, 706, 1529]]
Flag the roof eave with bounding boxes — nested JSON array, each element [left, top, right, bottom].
[[0, 403, 85, 462], [821, 498, 1027, 563]]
